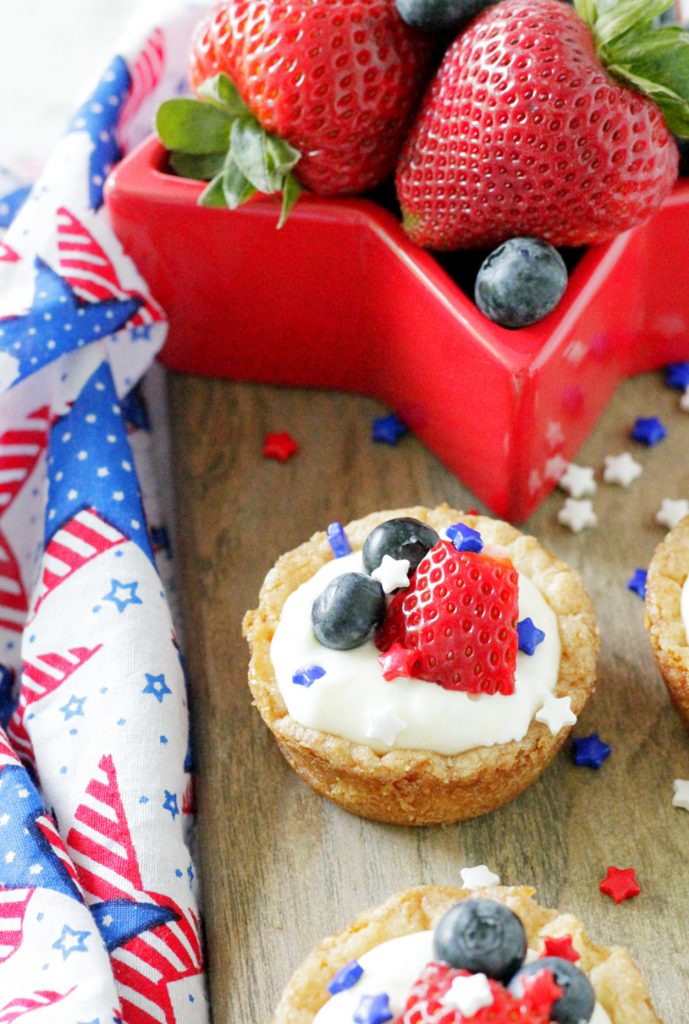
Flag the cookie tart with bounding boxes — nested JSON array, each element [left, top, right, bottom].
[[645, 513, 689, 728], [273, 885, 659, 1024], [243, 505, 599, 825]]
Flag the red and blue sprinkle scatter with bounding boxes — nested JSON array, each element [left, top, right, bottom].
[[447, 522, 484, 553], [327, 522, 351, 558], [353, 993, 394, 1024], [572, 733, 611, 769], [599, 866, 640, 904], [263, 431, 299, 462], [517, 618, 545, 656], [378, 642, 421, 681], [372, 413, 408, 445], [292, 665, 326, 688], [631, 416, 667, 446], [666, 361, 689, 390], [542, 935, 580, 963], [327, 960, 364, 995], [627, 568, 648, 599]]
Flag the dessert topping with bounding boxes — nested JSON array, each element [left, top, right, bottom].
[[541, 935, 581, 964], [627, 568, 648, 600], [327, 522, 351, 559], [535, 694, 577, 735], [631, 416, 667, 446], [517, 618, 546, 657], [372, 413, 408, 446], [572, 734, 611, 770], [599, 866, 641, 904]]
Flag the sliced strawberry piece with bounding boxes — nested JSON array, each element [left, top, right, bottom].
[[376, 540, 519, 695]]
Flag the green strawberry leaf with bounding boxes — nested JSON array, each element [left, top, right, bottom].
[[588, 0, 671, 47], [156, 99, 232, 154], [221, 155, 258, 210], [169, 150, 227, 181], [197, 73, 250, 118], [278, 175, 302, 229], [199, 173, 229, 208], [230, 116, 302, 195]]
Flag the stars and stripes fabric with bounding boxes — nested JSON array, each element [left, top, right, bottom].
[[0, 1, 210, 1019]]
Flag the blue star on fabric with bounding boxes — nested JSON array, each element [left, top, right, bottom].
[[130, 324, 153, 342], [292, 665, 326, 688], [666, 361, 689, 390], [67, 56, 131, 210], [517, 617, 546, 655], [0, 186, 30, 228], [52, 924, 91, 959], [327, 521, 351, 558], [60, 695, 86, 720], [372, 413, 408, 445], [162, 790, 179, 820], [328, 960, 364, 995], [91, 898, 177, 953], [447, 522, 484, 553], [627, 568, 647, 599], [102, 579, 143, 613], [45, 360, 153, 561], [0, 259, 140, 391], [353, 993, 393, 1024], [142, 673, 171, 703], [572, 733, 611, 769], [631, 416, 667, 446]]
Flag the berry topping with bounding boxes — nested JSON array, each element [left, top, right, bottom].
[[599, 866, 641, 904], [362, 518, 440, 576], [432, 899, 527, 984], [327, 959, 364, 995], [395, 0, 496, 33], [312, 573, 386, 650], [376, 540, 519, 695], [474, 238, 568, 330], [378, 642, 420, 681], [517, 618, 546, 656], [327, 522, 351, 559], [446, 522, 483, 554], [541, 935, 581, 964], [509, 957, 595, 1024]]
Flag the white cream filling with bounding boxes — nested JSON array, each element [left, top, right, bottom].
[[314, 930, 611, 1024], [681, 573, 689, 644], [271, 551, 561, 755]]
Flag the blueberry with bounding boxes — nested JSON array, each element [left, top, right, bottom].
[[474, 237, 568, 329], [508, 957, 595, 1024], [362, 518, 439, 576], [395, 0, 497, 32], [312, 573, 386, 649], [432, 899, 526, 984]]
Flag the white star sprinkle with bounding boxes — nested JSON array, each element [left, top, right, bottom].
[[558, 463, 597, 498], [460, 865, 501, 890], [544, 454, 568, 482], [681, 387, 689, 413], [557, 498, 597, 533], [365, 705, 407, 747], [672, 779, 689, 812], [442, 974, 494, 1017], [371, 555, 411, 593], [655, 498, 689, 530], [535, 693, 577, 735], [603, 452, 643, 487]]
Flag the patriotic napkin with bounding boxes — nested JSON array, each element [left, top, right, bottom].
[[0, 2, 211, 1020]]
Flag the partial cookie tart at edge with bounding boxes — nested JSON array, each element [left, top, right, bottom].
[[273, 886, 659, 1024], [243, 505, 599, 825], [645, 513, 689, 728]]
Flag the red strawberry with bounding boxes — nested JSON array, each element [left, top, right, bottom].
[[375, 540, 519, 695], [396, 0, 683, 250]]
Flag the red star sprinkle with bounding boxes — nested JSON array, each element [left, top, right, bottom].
[[263, 432, 299, 462], [378, 642, 420, 681], [519, 968, 563, 1014], [542, 935, 580, 963], [599, 866, 640, 904]]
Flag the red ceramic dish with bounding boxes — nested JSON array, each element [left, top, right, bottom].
[[105, 137, 689, 521]]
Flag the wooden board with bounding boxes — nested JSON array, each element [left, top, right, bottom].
[[168, 369, 689, 1023]]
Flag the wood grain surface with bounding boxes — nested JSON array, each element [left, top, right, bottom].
[[168, 369, 689, 1024]]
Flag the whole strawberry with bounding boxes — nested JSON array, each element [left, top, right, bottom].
[[397, 0, 687, 249]]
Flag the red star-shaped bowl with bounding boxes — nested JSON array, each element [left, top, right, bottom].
[[105, 138, 689, 521]]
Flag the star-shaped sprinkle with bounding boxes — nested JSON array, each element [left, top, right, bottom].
[[162, 790, 179, 820], [102, 579, 142, 613], [545, 453, 568, 482], [666, 361, 689, 390], [460, 864, 501, 889], [572, 733, 611, 769], [328, 960, 364, 995], [354, 993, 393, 1024], [53, 924, 91, 959], [142, 673, 171, 703], [447, 522, 483, 553], [681, 388, 689, 413], [60, 695, 86, 720], [542, 934, 580, 963], [378, 643, 420, 681], [655, 498, 689, 530], [327, 522, 351, 558], [365, 705, 407, 747], [292, 665, 326, 688], [599, 866, 640, 904], [517, 618, 546, 656], [372, 413, 408, 445], [371, 555, 410, 593], [557, 498, 597, 534], [536, 694, 577, 735], [672, 779, 689, 812], [631, 416, 667, 446], [627, 568, 647, 600], [558, 463, 597, 499], [263, 432, 299, 462], [442, 974, 494, 1016], [602, 452, 642, 487]]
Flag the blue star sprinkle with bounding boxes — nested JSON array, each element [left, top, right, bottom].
[[372, 413, 408, 446], [353, 993, 393, 1024], [292, 665, 326, 688], [162, 790, 179, 820], [627, 568, 647, 600], [517, 618, 546, 655], [631, 416, 667, 446], [142, 673, 171, 703], [53, 924, 91, 959], [327, 521, 351, 558], [666, 361, 689, 390], [91, 899, 177, 952], [572, 733, 611, 769], [447, 522, 484, 553], [328, 960, 364, 995], [60, 695, 86, 720], [102, 579, 143, 613]]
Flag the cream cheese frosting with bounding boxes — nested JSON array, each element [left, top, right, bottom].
[[271, 550, 561, 755]]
